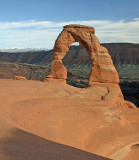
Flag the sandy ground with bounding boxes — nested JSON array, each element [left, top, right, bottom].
[[0, 79, 139, 160]]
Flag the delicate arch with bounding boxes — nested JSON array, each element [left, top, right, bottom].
[[45, 24, 120, 86]]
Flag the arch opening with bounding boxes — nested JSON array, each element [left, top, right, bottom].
[[62, 42, 91, 88]]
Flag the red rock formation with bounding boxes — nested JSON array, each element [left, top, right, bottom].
[[46, 24, 119, 85], [44, 25, 122, 102]]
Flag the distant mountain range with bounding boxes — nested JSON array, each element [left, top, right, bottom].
[[0, 43, 139, 65], [0, 47, 48, 53]]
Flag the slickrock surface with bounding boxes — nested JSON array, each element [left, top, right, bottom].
[[0, 25, 138, 160], [0, 79, 138, 160]]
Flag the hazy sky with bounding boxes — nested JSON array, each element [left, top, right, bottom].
[[0, 0, 139, 49]]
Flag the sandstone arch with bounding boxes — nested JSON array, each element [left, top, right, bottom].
[[45, 24, 119, 86]]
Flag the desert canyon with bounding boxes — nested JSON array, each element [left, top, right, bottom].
[[0, 25, 139, 160]]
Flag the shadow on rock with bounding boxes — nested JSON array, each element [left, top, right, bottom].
[[0, 128, 110, 160]]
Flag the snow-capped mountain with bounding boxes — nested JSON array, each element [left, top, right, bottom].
[[0, 47, 48, 52]]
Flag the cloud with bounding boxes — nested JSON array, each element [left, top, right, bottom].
[[0, 19, 139, 49]]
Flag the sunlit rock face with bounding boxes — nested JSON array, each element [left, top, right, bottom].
[[46, 24, 119, 85]]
